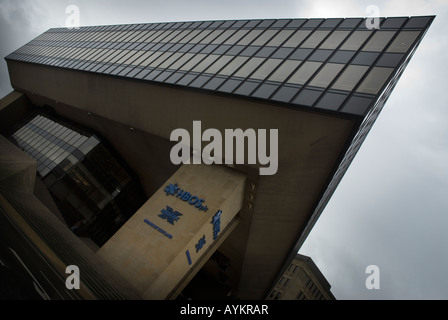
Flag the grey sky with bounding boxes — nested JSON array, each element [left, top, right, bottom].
[[1, 0, 447, 300]]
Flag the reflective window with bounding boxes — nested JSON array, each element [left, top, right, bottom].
[[287, 61, 322, 85], [309, 63, 344, 88], [204, 55, 233, 74], [340, 31, 372, 50], [293, 89, 322, 106], [301, 31, 330, 48], [357, 67, 393, 94], [233, 57, 265, 77], [212, 30, 236, 44], [191, 54, 220, 72], [362, 31, 396, 52], [179, 53, 207, 71], [237, 30, 263, 45], [252, 30, 278, 46], [283, 30, 312, 47], [386, 31, 420, 53], [319, 31, 350, 49], [169, 53, 195, 69], [266, 30, 295, 46], [332, 65, 369, 91], [268, 60, 302, 82], [218, 56, 249, 76], [224, 29, 250, 45], [352, 52, 380, 65], [250, 58, 282, 80], [156, 52, 183, 69]]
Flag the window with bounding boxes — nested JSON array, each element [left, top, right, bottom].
[[357, 67, 393, 94], [309, 63, 344, 88], [283, 30, 312, 47], [319, 30, 350, 49], [250, 58, 282, 80], [300, 30, 330, 48], [224, 29, 250, 45], [386, 31, 420, 53], [340, 31, 372, 50], [266, 30, 295, 46], [204, 55, 233, 74], [237, 30, 263, 45], [217, 56, 248, 76], [251, 30, 278, 46], [362, 31, 396, 52], [233, 57, 265, 78], [332, 65, 369, 91], [287, 61, 322, 85], [191, 54, 220, 72]]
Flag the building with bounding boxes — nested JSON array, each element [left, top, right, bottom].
[[0, 16, 434, 300], [267, 254, 335, 300]]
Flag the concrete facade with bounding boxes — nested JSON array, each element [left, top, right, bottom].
[[98, 164, 246, 299]]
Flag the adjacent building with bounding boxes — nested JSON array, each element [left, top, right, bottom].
[[267, 254, 335, 300], [0, 16, 433, 299]]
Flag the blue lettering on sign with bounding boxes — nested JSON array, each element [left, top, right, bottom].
[[211, 210, 222, 240], [144, 219, 173, 239], [158, 206, 182, 225], [164, 183, 208, 212], [195, 235, 206, 252], [186, 250, 192, 265]]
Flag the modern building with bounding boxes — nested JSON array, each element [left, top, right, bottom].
[[267, 253, 335, 300], [0, 16, 433, 300]]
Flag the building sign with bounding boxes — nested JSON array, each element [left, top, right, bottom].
[[211, 210, 222, 240], [195, 235, 206, 253], [164, 183, 208, 212], [158, 206, 182, 225], [144, 219, 173, 239]]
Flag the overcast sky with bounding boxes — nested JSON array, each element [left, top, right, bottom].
[[1, 0, 447, 300]]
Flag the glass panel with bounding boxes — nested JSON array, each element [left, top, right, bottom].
[[191, 54, 220, 72], [287, 61, 322, 85], [211, 30, 235, 44], [237, 30, 263, 45], [386, 31, 420, 53], [362, 31, 396, 52], [250, 58, 282, 80], [309, 63, 344, 88], [179, 53, 207, 71], [233, 57, 265, 78], [204, 55, 233, 74], [352, 52, 380, 65], [218, 56, 249, 76], [332, 65, 369, 91], [319, 31, 350, 49], [251, 30, 277, 46], [169, 53, 195, 69], [200, 30, 223, 44], [266, 30, 295, 46], [224, 29, 250, 45], [340, 31, 372, 50], [357, 67, 393, 94], [300, 31, 330, 48], [268, 60, 302, 82]]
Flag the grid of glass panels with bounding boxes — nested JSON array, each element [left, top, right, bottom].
[[6, 16, 433, 116], [9, 114, 146, 247], [11, 114, 99, 177]]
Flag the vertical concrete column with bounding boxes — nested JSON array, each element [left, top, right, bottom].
[[97, 164, 246, 299]]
